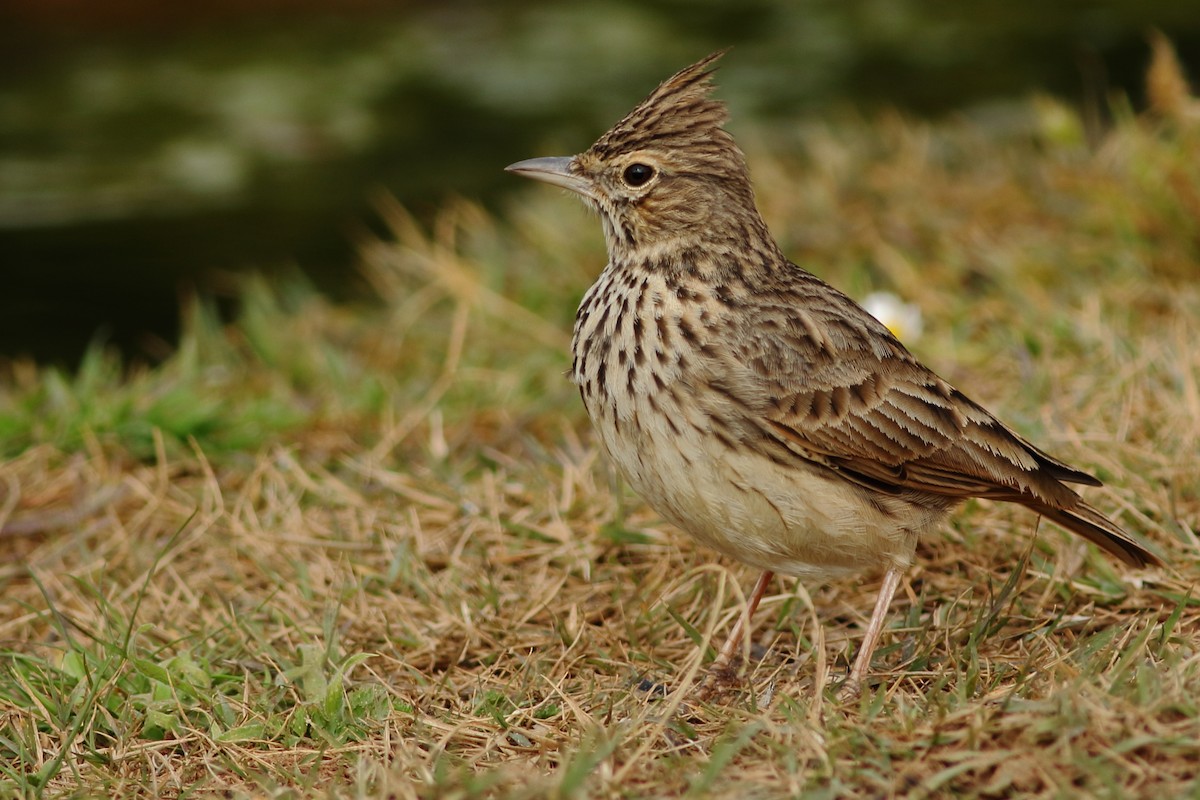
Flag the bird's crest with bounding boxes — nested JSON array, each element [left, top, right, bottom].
[[589, 50, 732, 160]]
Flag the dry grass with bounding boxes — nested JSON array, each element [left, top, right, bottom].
[[3, 67, 1200, 798]]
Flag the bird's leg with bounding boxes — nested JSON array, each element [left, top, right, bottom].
[[713, 569, 774, 671], [696, 570, 773, 698], [841, 566, 904, 698]]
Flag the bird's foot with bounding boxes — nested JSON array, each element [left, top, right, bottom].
[[694, 661, 744, 702], [835, 676, 862, 702]]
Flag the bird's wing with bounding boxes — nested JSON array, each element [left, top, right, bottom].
[[712, 282, 1098, 508]]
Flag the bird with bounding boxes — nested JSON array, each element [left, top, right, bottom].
[[505, 51, 1160, 697]]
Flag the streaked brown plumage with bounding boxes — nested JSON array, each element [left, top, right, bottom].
[[506, 51, 1160, 696]]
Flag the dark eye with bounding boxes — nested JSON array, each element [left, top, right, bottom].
[[622, 163, 655, 187]]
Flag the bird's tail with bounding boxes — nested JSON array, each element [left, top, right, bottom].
[[1027, 500, 1161, 568]]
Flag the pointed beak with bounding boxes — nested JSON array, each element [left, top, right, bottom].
[[505, 156, 595, 199]]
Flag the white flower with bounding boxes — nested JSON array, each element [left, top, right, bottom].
[[862, 291, 923, 343]]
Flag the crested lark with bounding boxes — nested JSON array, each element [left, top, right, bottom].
[[506, 52, 1160, 696]]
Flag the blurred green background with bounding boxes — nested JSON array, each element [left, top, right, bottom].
[[2, 0, 1197, 365]]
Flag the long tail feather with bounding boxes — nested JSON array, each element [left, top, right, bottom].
[[1027, 500, 1161, 568]]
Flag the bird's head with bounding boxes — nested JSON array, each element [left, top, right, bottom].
[[506, 51, 765, 263]]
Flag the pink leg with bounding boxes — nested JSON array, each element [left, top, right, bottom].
[[704, 570, 774, 682], [842, 567, 904, 696]]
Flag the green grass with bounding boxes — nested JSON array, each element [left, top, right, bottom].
[[1, 67, 1199, 798]]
